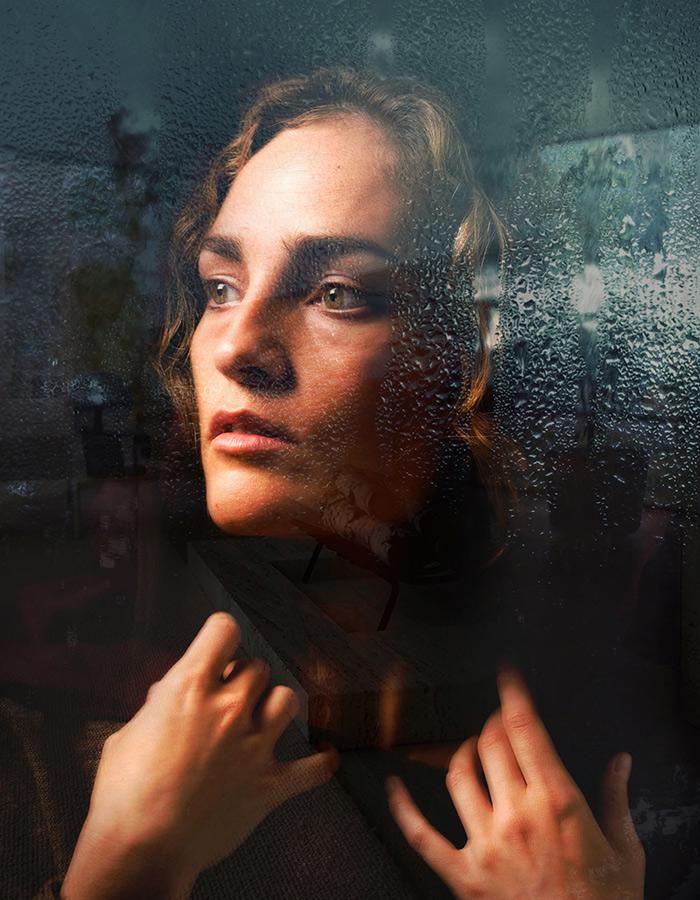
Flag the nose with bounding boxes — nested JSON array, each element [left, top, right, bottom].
[[212, 287, 296, 395]]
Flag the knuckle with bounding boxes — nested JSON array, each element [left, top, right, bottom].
[[556, 788, 583, 818], [535, 781, 581, 817], [531, 781, 555, 808], [406, 823, 428, 854], [475, 844, 500, 871], [445, 765, 467, 792], [165, 664, 209, 699], [478, 726, 503, 754], [503, 709, 531, 735], [496, 811, 529, 841], [181, 664, 211, 689], [220, 692, 246, 720]]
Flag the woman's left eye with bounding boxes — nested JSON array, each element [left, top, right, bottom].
[[314, 283, 373, 312]]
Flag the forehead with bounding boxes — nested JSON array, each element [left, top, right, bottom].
[[209, 115, 406, 252]]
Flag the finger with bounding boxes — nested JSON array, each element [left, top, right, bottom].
[[600, 753, 643, 858], [177, 612, 241, 684], [446, 737, 492, 835], [257, 685, 300, 744], [477, 710, 526, 811], [225, 658, 270, 715], [497, 667, 572, 788], [387, 776, 462, 882], [273, 748, 340, 804]]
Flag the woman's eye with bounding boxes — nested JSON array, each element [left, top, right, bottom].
[[203, 280, 240, 306], [316, 283, 372, 312]]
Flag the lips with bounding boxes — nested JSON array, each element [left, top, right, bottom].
[[208, 410, 296, 444]]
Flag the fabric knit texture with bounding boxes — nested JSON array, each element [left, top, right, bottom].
[[0, 694, 416, 900]]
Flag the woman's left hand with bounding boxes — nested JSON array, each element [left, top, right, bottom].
[[387, 669, 645, 899]]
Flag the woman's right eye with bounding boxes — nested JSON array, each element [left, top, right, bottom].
[[203, 280, 241, 307]]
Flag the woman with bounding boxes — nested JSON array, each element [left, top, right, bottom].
[[62, 67, 644, 898]]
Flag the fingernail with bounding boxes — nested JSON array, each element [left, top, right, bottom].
[[615, 752, 632, 777]]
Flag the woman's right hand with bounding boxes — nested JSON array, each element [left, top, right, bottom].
[[62, 612, 338, 900]]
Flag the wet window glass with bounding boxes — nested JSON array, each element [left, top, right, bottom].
[[1, 2, 699, 898]]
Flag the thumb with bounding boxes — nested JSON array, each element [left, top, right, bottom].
[[272, 747, 340, 805], [600, 752, 641, 857]]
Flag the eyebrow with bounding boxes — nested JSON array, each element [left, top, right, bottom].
[[199, 233, 399, 269]]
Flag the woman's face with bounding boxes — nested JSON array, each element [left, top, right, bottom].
[[190, 114, 443, 537]]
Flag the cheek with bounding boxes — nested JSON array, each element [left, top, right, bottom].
[[188, 332, 204, 395], [372, 322, 463, 468], [189, 330, 216, 414], [298, 335, 393, 433]]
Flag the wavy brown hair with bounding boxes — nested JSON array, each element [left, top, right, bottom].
[[154, 65, 506, 488]]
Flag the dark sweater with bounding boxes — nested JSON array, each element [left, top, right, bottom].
[[0, 691, 416, 900]]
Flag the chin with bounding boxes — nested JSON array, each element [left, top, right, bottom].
[[205, 469, 315, 538]]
